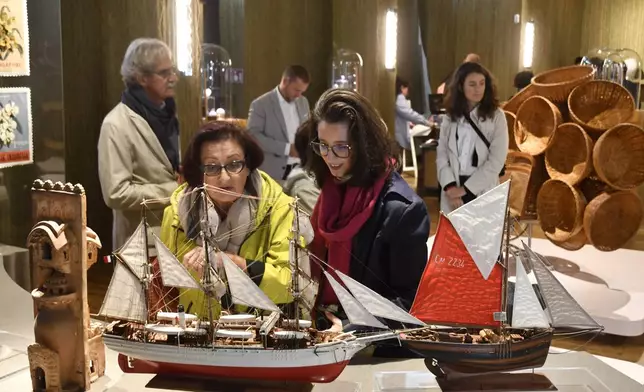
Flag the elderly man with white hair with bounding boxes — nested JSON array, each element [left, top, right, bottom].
[[98, 38, 180, 249]]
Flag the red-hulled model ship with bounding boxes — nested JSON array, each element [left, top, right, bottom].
[[399, 181, 603, 379]]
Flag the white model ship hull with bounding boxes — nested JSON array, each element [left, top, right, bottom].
[[103, 333, 381, 383]]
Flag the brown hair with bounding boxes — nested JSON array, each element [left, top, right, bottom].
[[302, 89, 397, 188], [444, 62, 499, 121], [181, 121, 264, 188], [294, 123, 312, 167], [282, 65, 310, 84]]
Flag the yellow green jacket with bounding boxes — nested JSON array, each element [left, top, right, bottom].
[[159, 170, 295, 318]]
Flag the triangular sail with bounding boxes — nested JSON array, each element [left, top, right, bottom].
[[335, 270, 425, 326], [448, 181, 510, 280], [115, 220, 148, 280], [97, 262, 148, 323], [221, 253, 281, 313], [410, 214, 503, 327], [153, 236, 201, 290], [511, 254, 550, 329], [522, 243, 602, 330], [323, 271, 388, 329]]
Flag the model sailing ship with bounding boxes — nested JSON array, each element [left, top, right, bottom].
[[96, 187, 413, 383], [399, 181, 604, 379]]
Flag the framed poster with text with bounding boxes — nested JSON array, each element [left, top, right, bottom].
[[0, 0, 28, 76], [0, 87, 32, 169]]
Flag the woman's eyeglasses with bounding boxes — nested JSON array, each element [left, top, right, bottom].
[[202, 160, 246, 176], [310, 141, 351, 158]]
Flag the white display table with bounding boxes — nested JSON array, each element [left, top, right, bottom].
[[1, 249, 643, 391]]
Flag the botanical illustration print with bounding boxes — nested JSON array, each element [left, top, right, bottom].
[[0, 100, 18, 147], [0, 87, 32, 169], [0, 0, 29, 76]]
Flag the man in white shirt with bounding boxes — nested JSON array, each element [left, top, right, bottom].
[[248, 65, 311, 182]]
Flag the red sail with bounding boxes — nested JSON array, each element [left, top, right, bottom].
[[410, 214, 503, 327]]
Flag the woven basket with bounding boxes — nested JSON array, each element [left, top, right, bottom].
[[505, 152, 534, 217], [502, 84, 537, 115], [504, 111, 518, 150], [545, 123, 593, 185], [593, 123, 644, 190], [584, 191, 643, 251], [515, 96, 563, 155], [537, 179, 586, 242], [549, 229, 587, 251], [531, 65, 595, 103], [568, 81, 635, 134]]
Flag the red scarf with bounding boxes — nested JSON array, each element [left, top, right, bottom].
[[310, 172, 390, 305]]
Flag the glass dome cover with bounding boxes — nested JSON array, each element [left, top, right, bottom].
[[200, 44, 232, 119], [581, 47, 612, 80], [331, 48, 363, 92], [617, 48, 642, 106]]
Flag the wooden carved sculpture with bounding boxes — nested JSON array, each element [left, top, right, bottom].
[[26, 180, 105, 391]]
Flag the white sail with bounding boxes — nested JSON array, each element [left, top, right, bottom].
[[153, 236, 201, 290], [511, 254, 550, 329], [221, 253, 281, 313], [448, 181, 510, 280], [522, 242, 602, 330], [98, 262, 148, 323], [335, 270, 425, 326], [323, 272, 388, 329], [115, 220, 148, 281], [289, 243, 319, 311]]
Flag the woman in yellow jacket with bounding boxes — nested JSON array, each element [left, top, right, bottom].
[[159, 121, 303, 319]]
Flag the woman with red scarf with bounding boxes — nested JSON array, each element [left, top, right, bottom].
[[301, 89, 430, 338]]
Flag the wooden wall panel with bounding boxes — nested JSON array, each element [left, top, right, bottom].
[[60, 0, 110, 256], [243, 0, 333, 116], [419, 0, 522, 100], [333, 0, 397, 135], [581, 0, 644, 57], [219, 0, 245, 118], [521, 0, 584, 73], [396, 0, 424, 113]]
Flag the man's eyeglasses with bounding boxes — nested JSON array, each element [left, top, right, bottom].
[[150, 66, 178, 79], [202, 160, 246, 176], [310, 141, 351, 158]]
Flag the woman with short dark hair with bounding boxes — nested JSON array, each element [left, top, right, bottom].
[[302, 89, 430, 330], [160, 121, 303, 318], [437, 62, 509, 213]]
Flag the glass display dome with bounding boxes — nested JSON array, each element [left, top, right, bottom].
[[331, 49, 363, 92], [200, 44, 232, 120], [602, 52, 626, 85], [581, 48, 612, 80], [617, 48, 642, 107]]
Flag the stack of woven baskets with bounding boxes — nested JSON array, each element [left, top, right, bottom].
[[502, 65, 644, 252]]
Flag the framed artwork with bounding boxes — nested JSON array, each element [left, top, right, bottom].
[[0, 87, 32, 169], [0, 0, 29, 76]]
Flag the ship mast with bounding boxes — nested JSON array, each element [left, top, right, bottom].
[[200, 189, 216, 339], [291, 198, 301, 329], [498, 181, 513, 337], [141, 200, 152, 341]]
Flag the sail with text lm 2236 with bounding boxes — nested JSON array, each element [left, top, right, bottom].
[[409, 181, 510, 328]]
